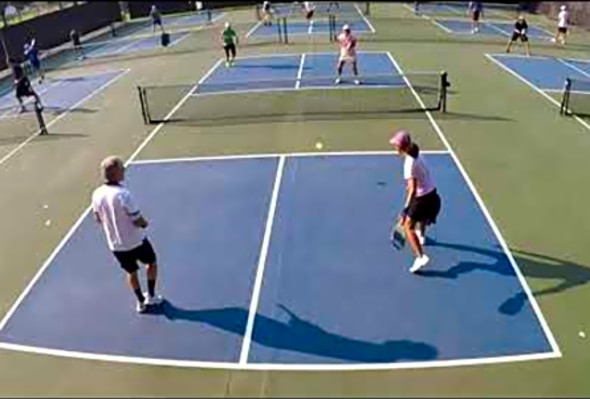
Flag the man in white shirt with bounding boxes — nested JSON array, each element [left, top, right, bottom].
[[552, 4, 569, 45], [92, 156, 162, 313]]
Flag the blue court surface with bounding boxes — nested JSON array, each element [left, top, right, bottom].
[[120, 10, 223, 38], [487, 54, 590, 92], [80, 32, 188, 60], [196, 52, 404, 95], [411, 2, 517, 19], [0, 153, 554, 366], [433, 19, 552, 40], [247, 5, 373, 38], [0, 69, 129, 119]]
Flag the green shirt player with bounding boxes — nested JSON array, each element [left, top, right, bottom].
[[222, 22, 238, 67]]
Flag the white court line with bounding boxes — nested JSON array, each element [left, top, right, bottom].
[[485, 53, 590, 132], [0, 342, 561, 371], [295, 53, 306, 89], [557, 58, 590, 80], [430, 18, 454, 33], [485, 22, 511, 37], [355, 3, 376, 33], [245, 20, 263, 38], [190, 84, 406, 98], [0, 60, 222, 336], [238, 155, 286, 365], [386, 51, 562, 359], [0, 69, 131, 168], [130, 150, 451, 165]]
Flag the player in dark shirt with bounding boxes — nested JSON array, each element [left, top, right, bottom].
[[12, 61, 42, 113], [506, 14, 531, 56], [70, 29, 85, 60]]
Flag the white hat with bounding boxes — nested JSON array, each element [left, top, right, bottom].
[[342, 24, 350, 31], [560, 4, 566, 10], [225, 21, 231, 28]]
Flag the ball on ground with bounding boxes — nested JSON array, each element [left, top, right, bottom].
[[315, 141, 323, 150]]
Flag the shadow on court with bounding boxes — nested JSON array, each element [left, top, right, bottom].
[[417, 239, 590, 316], [150, 301, 438, 362], [501, 249, 590, 316]]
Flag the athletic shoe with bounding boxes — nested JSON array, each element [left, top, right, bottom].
[[144, 293, 163, 306], [410, 254, 429, 273], [136, 301, 147, 313], [225, 60, 230, 67], [335, 77, 341, 84], [354, 79, 361, 85]]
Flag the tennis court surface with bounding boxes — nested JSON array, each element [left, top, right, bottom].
[[0, 1, 589, 396]]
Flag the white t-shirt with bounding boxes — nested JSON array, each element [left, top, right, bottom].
[[558, 10, 568, 28], [403, 155, 435, 197], [92, 184, 146, 252]]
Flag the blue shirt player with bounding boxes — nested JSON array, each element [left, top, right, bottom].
[[467, 2, 483, 34], [24, 37, 45, 83]]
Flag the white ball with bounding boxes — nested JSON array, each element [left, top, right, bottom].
[[315, 141, 323, 150], [579, 331, 586, 338]]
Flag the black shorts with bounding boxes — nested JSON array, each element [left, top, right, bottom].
[[72, 37, 81, 46], [511, 32, 528, 42], [113, 238, 157, 273], [16, 81, 35, 98], [306, 10, 315, 19], [153, 17, 162, 26], [472, 10, 481, 21], [558, 27, 567, 34], [224, 43, 236, 57], [406, 189, 441, 227]]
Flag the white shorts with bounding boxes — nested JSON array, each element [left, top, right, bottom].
[[339, 54, 356, 63]]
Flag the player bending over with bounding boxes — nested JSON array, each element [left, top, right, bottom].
[[505, 14, 531, 56]]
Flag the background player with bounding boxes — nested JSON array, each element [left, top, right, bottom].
[[335, 24, 360, 85]]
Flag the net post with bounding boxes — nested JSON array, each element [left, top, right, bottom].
[[440, 71, 449, 113], [207, 9, 212, 23], [560, 78, 571, 116], [255, 4, 261, 21], [35, 102, 48, 135], [138, 86, 149, 124], [365, 2, 371, 16], [277, 15, 283, 43], [282, 17, 288, 44]]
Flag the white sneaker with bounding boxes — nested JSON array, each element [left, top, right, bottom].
[[136, 301, 147, 313], [354, 79, 361, 85], [144, 293, 163, 306], [410, 254, 429, 273], [335, 77, 341, 84]]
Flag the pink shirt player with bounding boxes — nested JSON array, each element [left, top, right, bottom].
[[337, 29, 357, 61]]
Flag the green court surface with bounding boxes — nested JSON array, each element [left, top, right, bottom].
[[0, 2, 589, 396]]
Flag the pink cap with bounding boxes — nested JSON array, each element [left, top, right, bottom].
[[389, 130, 411, 148]]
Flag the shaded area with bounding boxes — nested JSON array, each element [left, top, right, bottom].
[[500, 249, 590, 315], [155, 301, 438, 363]]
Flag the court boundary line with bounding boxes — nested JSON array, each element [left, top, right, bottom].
[[295, 54, 305, 89], [239, 155, 286, 364], [557, 58, 590, 80], [0, 59, 223, 333], [130, 151, 451, 165], [0, 341, 561, 370], [485, 53, 590, 132], [245, 20, 263, 38], [0, 68, 132, 168], [386, 51, 562, 358], [355, 3, 376, 33]]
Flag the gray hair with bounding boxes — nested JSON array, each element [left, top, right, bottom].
[[100, 156, 124, 183]]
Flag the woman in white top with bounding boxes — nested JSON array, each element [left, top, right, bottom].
[[390, 130, 442, 273], [552, 4, 569, 45]]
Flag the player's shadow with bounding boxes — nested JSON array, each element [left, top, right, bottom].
[[152, 302, 438, 362], [499, 249, 590, 316], [417, 238, 516, 279], [419, 238, 590, 316]]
